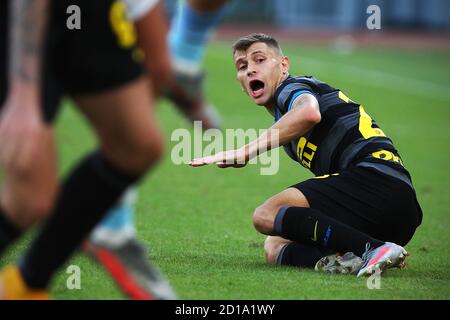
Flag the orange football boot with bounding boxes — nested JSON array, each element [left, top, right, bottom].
[[0, 265, 51, 300]]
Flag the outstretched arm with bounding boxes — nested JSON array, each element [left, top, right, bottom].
[[0, 0, 50, 170], [190, 93, 321, 167]]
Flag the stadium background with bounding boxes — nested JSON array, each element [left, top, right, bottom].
[[1, 0, 449, 299]]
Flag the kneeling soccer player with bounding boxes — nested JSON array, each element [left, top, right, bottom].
[[191, 33, 423, 277]]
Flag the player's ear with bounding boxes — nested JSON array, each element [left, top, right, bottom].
[[281, 56, 290, 74]]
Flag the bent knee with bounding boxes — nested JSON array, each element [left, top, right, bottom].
[[252, 204, 278, 235], [264, 237, 289, 265]]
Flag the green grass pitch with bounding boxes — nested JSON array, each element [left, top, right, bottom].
[[2, 41, 449, 299]]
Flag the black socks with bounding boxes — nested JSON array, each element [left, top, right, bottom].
[[0, 209, 22, 256], [277, 242, 335, 268], [19, 151, 141, 289], [274, 206, 384, 257]]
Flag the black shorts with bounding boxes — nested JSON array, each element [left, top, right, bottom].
[[291, 165, 423, 246], [0, 0, 144, 123]]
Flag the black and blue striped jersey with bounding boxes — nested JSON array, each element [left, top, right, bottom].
[[274, 75, 413, 187]]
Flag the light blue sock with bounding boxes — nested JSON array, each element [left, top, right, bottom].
[[91, 188, 137, 246], [169, 0, 234, 69], [99, 203, 134, 232]]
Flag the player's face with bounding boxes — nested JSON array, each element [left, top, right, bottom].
[[234, 42, 289, 106]]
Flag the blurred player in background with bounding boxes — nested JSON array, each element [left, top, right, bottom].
[[85, 0, 235, 298], [0, 0, 175, 299], [164, 0, 233, 130], [83, 0, 177, 300]]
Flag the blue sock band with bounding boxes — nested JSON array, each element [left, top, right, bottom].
[[276, 243, 290, 265], [169, 0, 233, 65], [274, 206, 289, 235]]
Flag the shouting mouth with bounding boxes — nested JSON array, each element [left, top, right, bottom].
[[249, 79, 265, 99]]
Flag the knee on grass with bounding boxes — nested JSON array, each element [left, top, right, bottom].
[[264, 237, 289, 265]]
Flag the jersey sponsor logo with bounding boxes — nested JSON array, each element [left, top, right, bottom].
[[297, 137, 318, 169], [371, 149, 404, 166]]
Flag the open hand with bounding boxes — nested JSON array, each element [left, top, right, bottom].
[[190, 148, 248, 168]]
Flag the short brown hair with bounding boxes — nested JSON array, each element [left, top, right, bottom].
[[232, 33, 283, 55]]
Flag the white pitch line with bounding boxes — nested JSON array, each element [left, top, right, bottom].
[[291, 55, 450, 103]]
